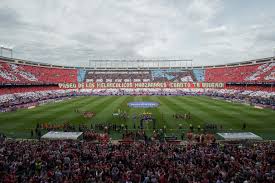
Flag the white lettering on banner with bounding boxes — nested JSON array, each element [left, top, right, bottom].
[[58, 83, 77, 89], [58, 82, 225, 89], [86, 79, 93, 82], [115, 79, 122, 82]]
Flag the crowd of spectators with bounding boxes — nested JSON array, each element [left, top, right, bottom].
[[0, 60, 77, 84], [0, 59, 274, 111], [0, 86, 60, 95], [1, 61, 275, 182], [84, 69, 196, 83], [92, 123, 128, 132], [205, 62, 275, 83], [0, 89, 77, 111], [0, 88, 274, 112], [85, 62, 274, 83], [204, 89, 275, 107], [85, 70, 152, 83], [85, 88, 275, 107], [83, 131, 109, 142], [151, 70, 196, 82], [85, 62, 275, 83], [0, 140, 274, 182], [226, 85, 275, 92], [1, 59, 274, 85]]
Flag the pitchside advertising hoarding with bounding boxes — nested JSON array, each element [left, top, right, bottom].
[[58, 82, 225, 89]]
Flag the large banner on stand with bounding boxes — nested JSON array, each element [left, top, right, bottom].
[[58, 82, 225, 89]]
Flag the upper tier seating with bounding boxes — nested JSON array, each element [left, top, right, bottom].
[[151, 69, 196, 82], [192, 69, 205, 81], [205, 62, 275, 83], [85, 70, 152, 83], [0, 60, 77, 84], [1, 59, 274, 86]]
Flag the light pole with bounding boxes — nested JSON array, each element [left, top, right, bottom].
[[0, 45, 13, 58]]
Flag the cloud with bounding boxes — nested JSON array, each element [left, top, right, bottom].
[[186, 0, 221, 25], [204, 25, 227, 34], [256, 31, 275, 42], [0, 0, 274, 67], [0, 7, 20, 27]]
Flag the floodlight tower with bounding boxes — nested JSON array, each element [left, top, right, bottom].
[[0, 45, 13, 58]]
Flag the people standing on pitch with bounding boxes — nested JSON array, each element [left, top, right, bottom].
[[197, 125, 201, 132], [30, 129, 33, 138], [189, 124, 194, 132], [132, 113, 136, 129], [242, 122, 246, 130]]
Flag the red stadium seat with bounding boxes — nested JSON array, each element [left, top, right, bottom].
[[0, 60, 77, 84], [205, 62, 275, 83]]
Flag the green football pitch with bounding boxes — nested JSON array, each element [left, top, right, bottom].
[[0, 96, 274, 139]]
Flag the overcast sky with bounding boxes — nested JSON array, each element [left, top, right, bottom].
[[0, 0, 275, 67]]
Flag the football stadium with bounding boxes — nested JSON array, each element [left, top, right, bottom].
[[0, 58, 275, 140], [0, 1, 275, 182]]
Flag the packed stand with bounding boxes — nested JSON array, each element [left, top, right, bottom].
[[205, 62, 275, 83], [1, 88, 274, 112], [85, 70, 152, 83], [0, 60, 77, 84], [0, 140, 274, 182], [0, 86, 60, 95], [204, 88, 275, 107], [0, 89, 77, 112], [226, 85, 275, 92], [151, 69, 196, 82]]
